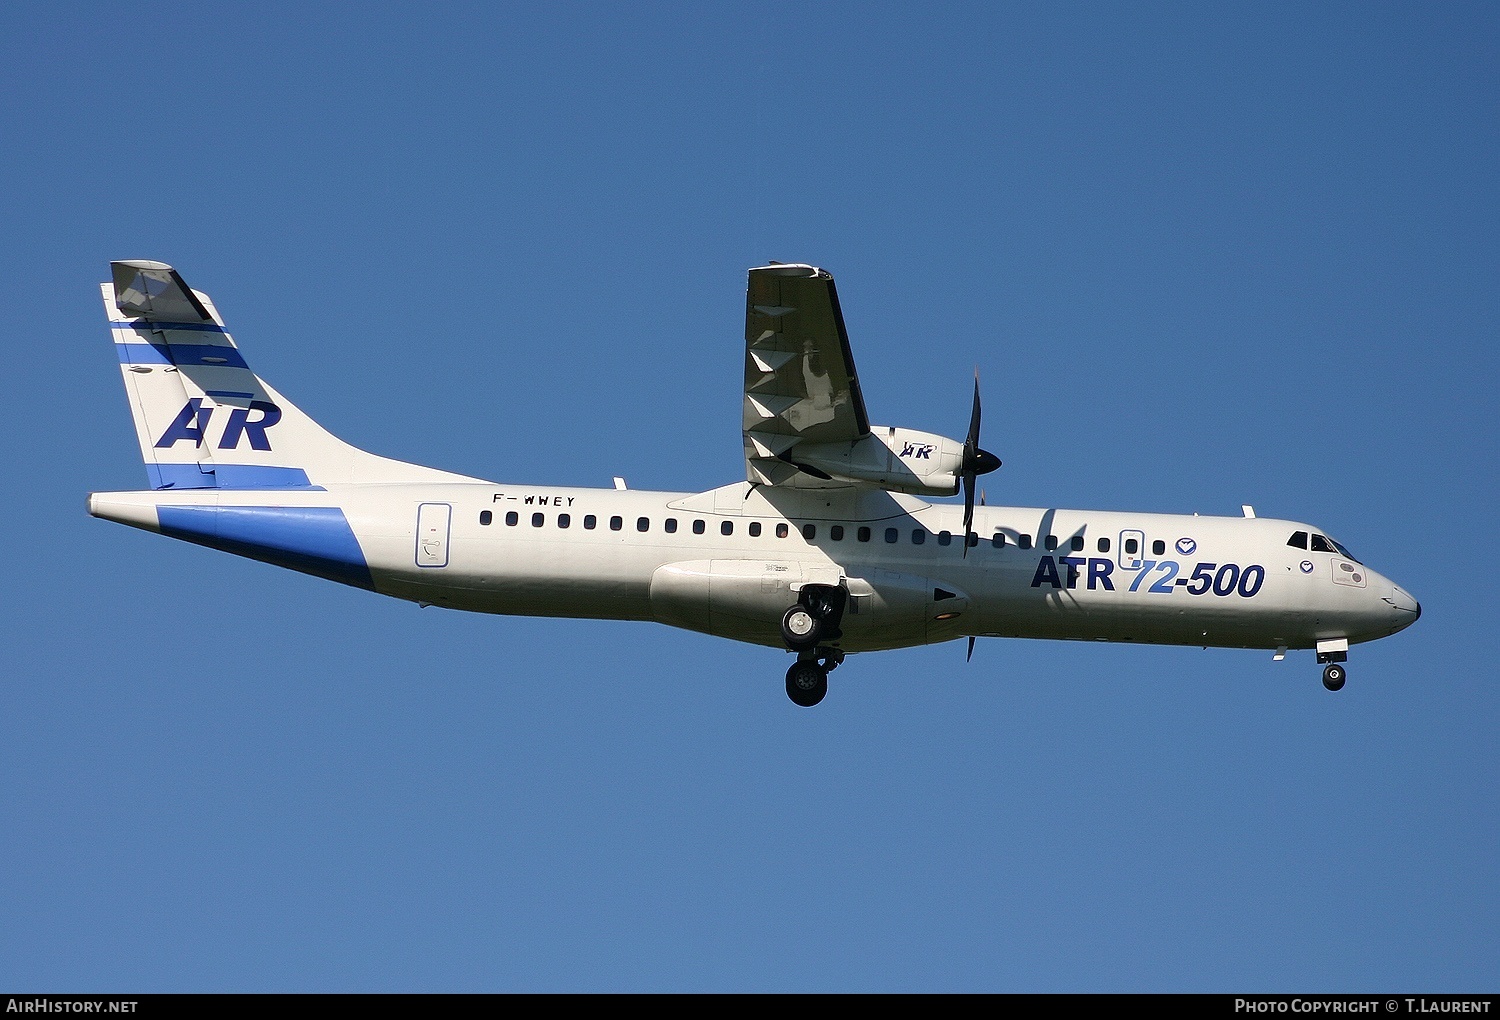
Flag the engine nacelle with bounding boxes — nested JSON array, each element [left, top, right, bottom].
[[786, 426, 964, 496]]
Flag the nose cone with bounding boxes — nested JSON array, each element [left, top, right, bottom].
[[1388, 584, 1421, 631]]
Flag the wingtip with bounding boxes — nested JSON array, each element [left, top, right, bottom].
[[749, 262, 825, 278]]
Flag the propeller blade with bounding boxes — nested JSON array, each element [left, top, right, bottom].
[[967, 636, 976, 662], [960, 370, 997, 557], [967, 371, 982, 447]]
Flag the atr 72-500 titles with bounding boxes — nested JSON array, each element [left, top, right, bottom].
[[90, 261, 1419, 705]]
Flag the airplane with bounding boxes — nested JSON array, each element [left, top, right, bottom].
[[89, 260, 1420, 706]]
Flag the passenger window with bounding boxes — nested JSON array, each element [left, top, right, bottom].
[[938, 531, 952, 546], [664, 518, 677, 534], [479, 510, 492, 526], [1125, 538, 1139, 555], [749, 522, 762, 537], [506, 511, 519, 526], [1070, 536, 1084, 552], [1018, 534, 1032, 550], [776, 523, 789, 538], [1311, 534, 1334, 553], [885, 528, 899, 543], [1288, 531, 1309, 550], [584, 515, 597, 530], [991, 533, 1005, 548], [721, 521, 733, 536], [1152, 540, 1165, 556], [532, 512, 544, 527], [1097, 537, 1110, 552], [967, 533, 979, 548], [857, 527, 871, 542], [558, 513, 570, 529], [693, 520, 705, 535], [1045, 535, 1058, 551], [913, 530, 926, 545], [610, 516, 623, 531], [830, 525, 845, 541], [802, 524, 816, 540], [637, 517, 650, 532]]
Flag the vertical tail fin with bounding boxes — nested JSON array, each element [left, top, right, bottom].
[[105, 260, 482, 489]]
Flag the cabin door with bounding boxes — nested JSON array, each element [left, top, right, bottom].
[[416, 502, 452, 568]]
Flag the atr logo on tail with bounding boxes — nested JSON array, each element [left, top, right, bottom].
[[154, 397, 282, 450]]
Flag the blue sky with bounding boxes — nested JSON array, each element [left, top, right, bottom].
[[1, 2, 1495, 993]]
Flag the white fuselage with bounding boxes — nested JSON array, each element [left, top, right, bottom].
[[89, 478, 1420, 656]]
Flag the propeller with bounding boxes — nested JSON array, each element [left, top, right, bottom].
[[960, 369, 1002, 556]]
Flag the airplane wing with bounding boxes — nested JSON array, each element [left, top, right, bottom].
[[742, 264, 871, 486]]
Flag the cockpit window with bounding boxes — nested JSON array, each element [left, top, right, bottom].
[[1330, 537, 1360, 563], [1302, 531, 1362, 561]]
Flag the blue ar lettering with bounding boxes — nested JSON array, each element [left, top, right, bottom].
[[219, 400, 282, 451], [154, 398, 212, 448]]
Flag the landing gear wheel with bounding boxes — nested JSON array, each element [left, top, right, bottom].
[[781, 605, 822, 651], [786, 661, 828, 707], [1322, 663, 1347, 692]]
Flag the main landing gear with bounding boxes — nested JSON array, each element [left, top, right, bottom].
[[781, 585, 847, 707], [786, 650, 843, 707]]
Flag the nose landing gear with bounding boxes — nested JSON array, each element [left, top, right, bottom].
[[1322, 663, 1347, 692], [1317, 640, 1349, 692]]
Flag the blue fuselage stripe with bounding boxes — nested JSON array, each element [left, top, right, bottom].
[[156, 506, 373, 590]]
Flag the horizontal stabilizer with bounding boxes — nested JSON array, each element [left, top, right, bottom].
[[112, 260, 213, 323]]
